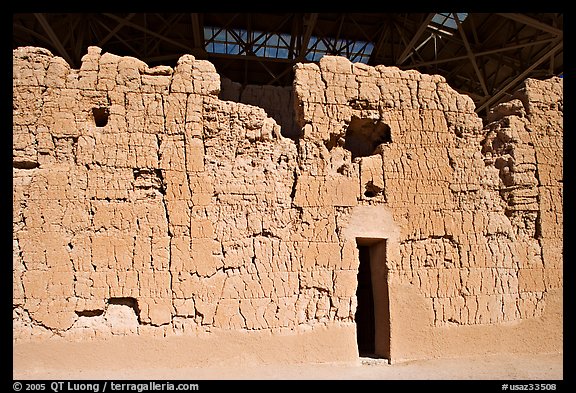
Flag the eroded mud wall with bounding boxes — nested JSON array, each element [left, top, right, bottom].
[[220, 78, 300, 138], [12, 47, 361, 356], [13, 47, 562, 362], [292, 56, 562, 360]]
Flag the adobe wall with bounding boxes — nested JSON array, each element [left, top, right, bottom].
[[12, 46, 562, 364], [220, 78, 300, 138], [292, 57, 562, 361]]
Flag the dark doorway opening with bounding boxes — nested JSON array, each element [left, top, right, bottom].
[[355, 238, 390, 360], [356, 244, 375, 355]]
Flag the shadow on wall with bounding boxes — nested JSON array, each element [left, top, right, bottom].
[[219, 78, 301, 139], [323, 117, 393, 159], [345, 118, 391, 159]]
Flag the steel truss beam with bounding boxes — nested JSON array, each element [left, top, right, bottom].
[[454, 13, 488, 97], [33, 13, 73, 65], [496, 13, 563, 36], [98, 13, 137, 48], [405, 37, 557, 69], [476, 39, 562, 113], [397, 13, 435, 65], [102, 13, 194, 53]]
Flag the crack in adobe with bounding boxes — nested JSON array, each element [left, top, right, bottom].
[[289, 167, 299, 205], [14, 307, 61, 336]]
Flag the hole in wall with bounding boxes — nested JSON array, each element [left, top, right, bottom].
[[108, 297, 140, 318], [363, 180, 382, 198], [133, 168, 165, 194], [92, 107, 110, 127], [344, 118, 392, 159], [364, 190, 377, 198], [106, 297, 141, 327], [13, 160, 40, 169], [75, 309, 104, 317]]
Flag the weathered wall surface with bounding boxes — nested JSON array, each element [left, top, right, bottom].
[[292, 57, 562, 360], [220, 78, 300, 139], [13, 47, 562, 363], [12, 47, 358, 355]]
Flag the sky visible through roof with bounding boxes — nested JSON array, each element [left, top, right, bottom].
[[203, 13, 468, 64], [203, 26, 374, 63], [431, 13, 468, 30]]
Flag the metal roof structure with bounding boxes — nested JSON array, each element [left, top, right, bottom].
[[13, 13, 563, 115]]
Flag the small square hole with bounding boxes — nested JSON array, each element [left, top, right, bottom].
[[92, 107, 110, 127]]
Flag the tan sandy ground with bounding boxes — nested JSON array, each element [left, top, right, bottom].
[[14, 352, 562, 380]]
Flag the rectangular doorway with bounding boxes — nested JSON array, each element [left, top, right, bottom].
[[355, 238, 390, 360]]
